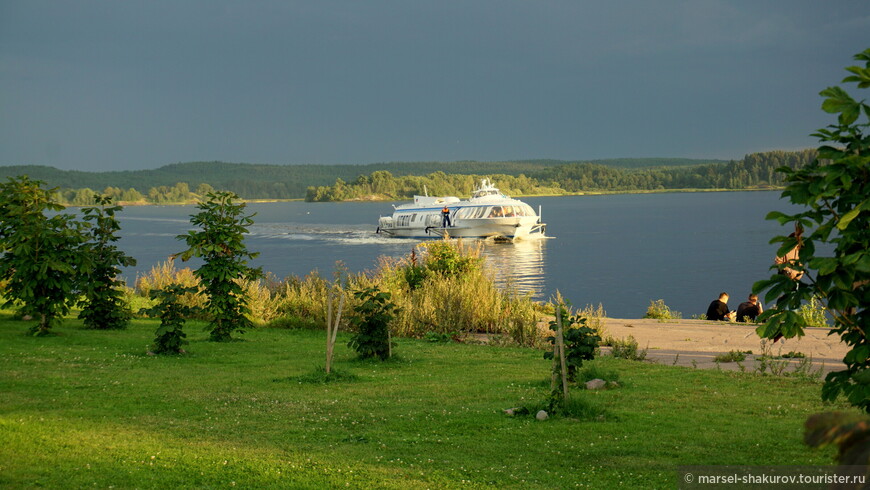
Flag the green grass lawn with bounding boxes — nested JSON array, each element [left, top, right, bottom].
[[0, 314, 852, 488]]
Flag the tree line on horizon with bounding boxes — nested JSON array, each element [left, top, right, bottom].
[[0, 150, 813, 205], [305, 149, 817, 201]]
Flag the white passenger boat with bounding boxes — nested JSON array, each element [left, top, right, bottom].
[[376, 179, 546, 239]]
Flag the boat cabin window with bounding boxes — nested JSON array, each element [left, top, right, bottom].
[[454, 204, 537, 220], [397, 214, 411, 227], [454, 207, 488, 220], [411, 213, 417, 222], [487, 206, 509, 218]]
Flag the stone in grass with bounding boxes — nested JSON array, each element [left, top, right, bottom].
[[536, 410, 549, 421], [585, 378, 607, 390]]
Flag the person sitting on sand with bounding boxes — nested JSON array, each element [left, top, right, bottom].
[[736, 293, 763, 322], [706, 292, 734, 321]]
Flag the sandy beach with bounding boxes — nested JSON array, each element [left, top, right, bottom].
[[598, 318, 846, 374]]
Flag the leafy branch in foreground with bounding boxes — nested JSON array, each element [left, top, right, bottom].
[[753, 48, 870, 410]]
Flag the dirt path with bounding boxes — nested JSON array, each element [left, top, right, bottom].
[[598, 318, 846, 374]]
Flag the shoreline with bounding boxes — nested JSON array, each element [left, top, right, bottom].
[[78, 186, 784, 207], [595, 317, 844, 374]]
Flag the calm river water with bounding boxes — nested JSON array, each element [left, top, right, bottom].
[[113, 191, 796, 318]]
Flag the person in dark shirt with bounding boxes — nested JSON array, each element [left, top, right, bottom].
[[706, 292, 734, 321], [736, 294, 763, 322], [441, 206, 452, 227]]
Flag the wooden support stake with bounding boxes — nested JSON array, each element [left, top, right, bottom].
[[556, 305, 569, 399], [325, 288, 345, 375], [550, 343, 560, 391], [326, 289, 334, 374], [332, 293, 344, 348]]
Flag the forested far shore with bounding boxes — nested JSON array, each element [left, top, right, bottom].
[[0, 150, 814, 205], [305, 149, 816, 201]]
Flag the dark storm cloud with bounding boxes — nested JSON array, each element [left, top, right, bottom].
[[0, 0, 868, 170]]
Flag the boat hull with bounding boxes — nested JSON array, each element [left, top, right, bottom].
[[378, 216, 545, 239]]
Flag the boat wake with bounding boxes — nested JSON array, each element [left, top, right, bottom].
[[249, 223, 411, 246]]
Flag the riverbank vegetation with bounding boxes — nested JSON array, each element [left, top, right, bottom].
[[132, 240, 543, 346], [0, 150, 814, 205]]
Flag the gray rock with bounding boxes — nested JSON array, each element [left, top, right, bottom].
[[535, 410, 549, 421], [585, 378, 607, 390]]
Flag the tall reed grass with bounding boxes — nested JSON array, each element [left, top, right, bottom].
[[134, 258, 206, 311], [128, 240, 546, 346]]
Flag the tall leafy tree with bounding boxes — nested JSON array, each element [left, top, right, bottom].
[[78, 195, 137, 329], [0, 176, 85, 335], [754, 49, 870, 410], [177, 191, 262, 341]]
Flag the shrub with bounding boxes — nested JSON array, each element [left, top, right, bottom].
[[796, 296, 830, 329], [610, 335, 648, 361], [134, 258, 204, 311], [781, 351, 806, 359], [207, 240, 542, 346], [139, 284, 200, 354], [578, 303, 607, 338], [272, 272, 330, 326], [243, 275, 286, 325], [347, 287, 398, 360], [714, 350, 748, 363], [544, 304, 600, 382], [643, 299, 681, 320], [385, 245, 540, 345], [420, 239, 482, 276]]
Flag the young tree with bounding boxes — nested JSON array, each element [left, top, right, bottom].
[[0, 176, 86, 335], [177, 191, 262, 341], [78, 195, 137, 329], [754, 49, 870, 410], [139, 284, 200, 354], [347, 286, 398, 360]]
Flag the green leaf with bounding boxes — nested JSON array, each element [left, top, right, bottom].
[[837, 198, 869, 230], [810, 257, 839, 276], [820, 86, 857, 113], [764, 210, 793, 224]]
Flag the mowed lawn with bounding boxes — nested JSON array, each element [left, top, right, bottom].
[[0, 315, 851, 488]]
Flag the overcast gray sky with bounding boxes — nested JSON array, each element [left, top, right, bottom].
[[1, 1, 867, 171]]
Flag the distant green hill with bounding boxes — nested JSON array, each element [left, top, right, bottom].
[[0, 157, 727, 199], [3, 154, 814, 204]]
